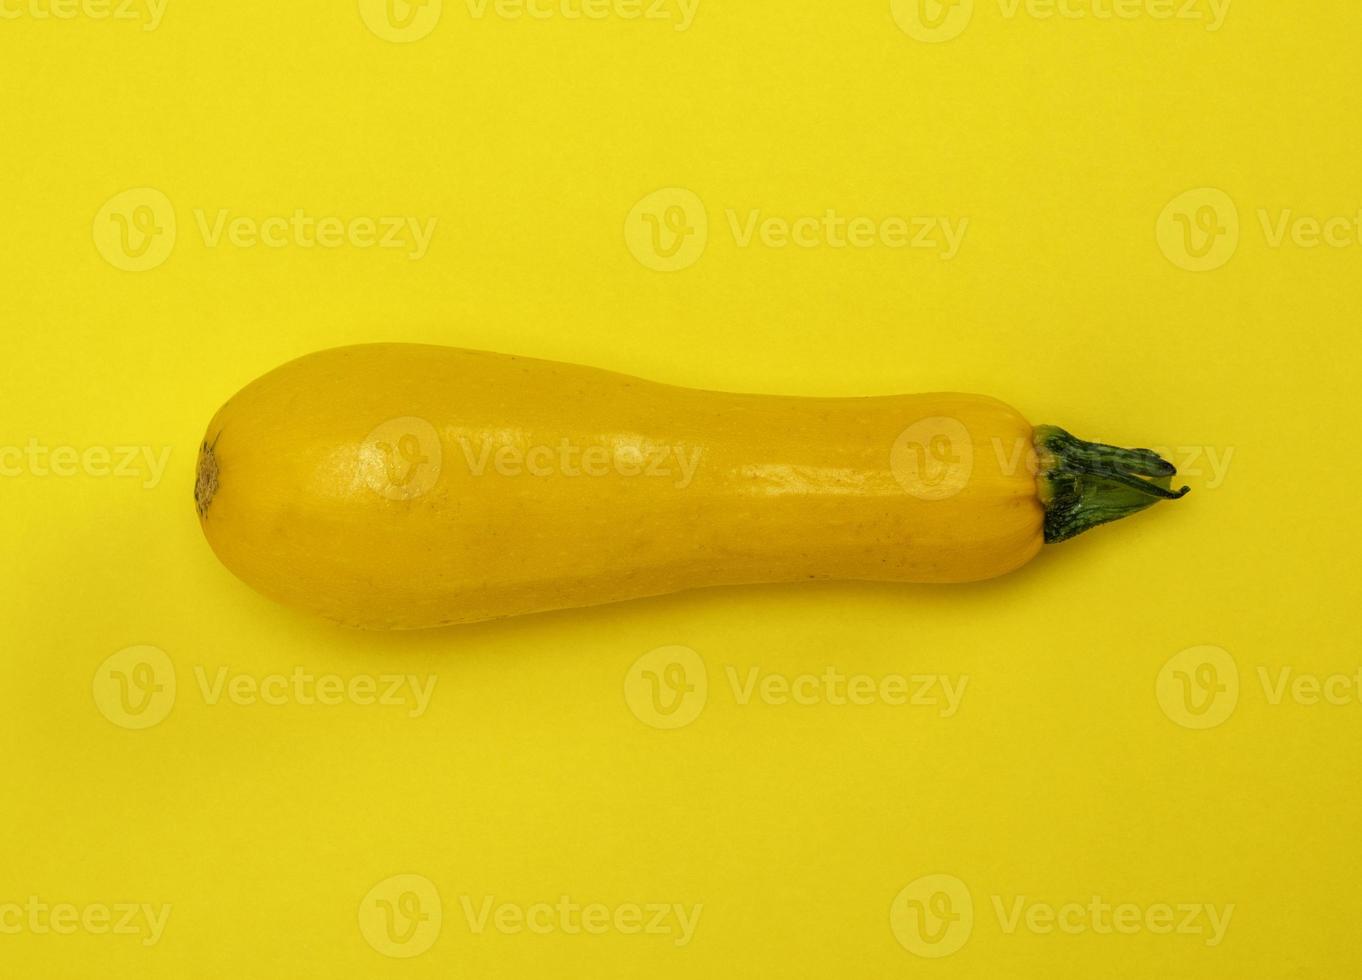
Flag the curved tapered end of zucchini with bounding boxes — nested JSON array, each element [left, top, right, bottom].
[[1035, 425, 1189, 544]]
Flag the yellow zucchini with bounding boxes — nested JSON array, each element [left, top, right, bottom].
[[195, 344, 1187, 628]]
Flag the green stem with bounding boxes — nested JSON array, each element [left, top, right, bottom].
[[1035, 425, 1190, 544]]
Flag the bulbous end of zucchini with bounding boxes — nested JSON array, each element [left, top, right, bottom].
[[1035, 425, 1189, 544]]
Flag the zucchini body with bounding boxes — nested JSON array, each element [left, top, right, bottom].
[[195, 344, 1176, 628]]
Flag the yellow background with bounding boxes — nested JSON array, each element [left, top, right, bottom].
[[3, 0, 1360, 976]]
